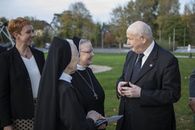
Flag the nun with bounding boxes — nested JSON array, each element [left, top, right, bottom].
[[72, 37, 105, 117], [34, 37, 103, 130]]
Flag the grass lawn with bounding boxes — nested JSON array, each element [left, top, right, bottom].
[[92, 53, 195, 130]]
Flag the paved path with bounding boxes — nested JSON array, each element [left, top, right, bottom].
[[89, 65, 112, 73]]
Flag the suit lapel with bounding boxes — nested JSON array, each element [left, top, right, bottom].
[[125, 52, 137, 81], [133, 43, 159, 83], [13, 47, 30, 78]]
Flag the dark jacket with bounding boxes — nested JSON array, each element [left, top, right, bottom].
[[0, 46, 45, 127], [0, 46, 6, 130], [116, 43, 181, 130], [0, 46, 6, 53]]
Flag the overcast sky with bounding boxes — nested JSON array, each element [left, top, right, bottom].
[[0, 0, 192, 23]]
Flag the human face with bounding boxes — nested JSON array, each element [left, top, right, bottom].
[[126, 32, 145, 54], [79, 42, 94, 67], [14, 25, 34, 46]]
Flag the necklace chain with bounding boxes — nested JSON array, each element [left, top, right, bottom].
[[76, 70, 98, 100]]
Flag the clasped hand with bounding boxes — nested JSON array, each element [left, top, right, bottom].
[[117, 81, 141, 98]]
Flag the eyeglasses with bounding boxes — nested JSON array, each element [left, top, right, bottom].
[[80, 49, 93, 53]]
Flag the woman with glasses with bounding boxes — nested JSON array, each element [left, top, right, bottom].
[[34, 37, 104, 130], [72, 38, 105, 129]]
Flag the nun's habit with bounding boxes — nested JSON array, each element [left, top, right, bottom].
[[72, 37, 105, 116], [34, 37, 95, 130]]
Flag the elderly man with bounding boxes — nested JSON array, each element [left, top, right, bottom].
[[116, 21, 181, 130]]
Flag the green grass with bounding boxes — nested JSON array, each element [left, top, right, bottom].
[[92, 53, 195, 130]]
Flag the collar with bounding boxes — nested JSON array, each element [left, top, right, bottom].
[[59, 72, 72, 83], [77, 64, 86, 71], [143, 40, 155, 57]]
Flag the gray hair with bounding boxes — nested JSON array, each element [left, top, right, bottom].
[[78, 39, 92, 54], [127, 21, 153, 40], [79, 39, 91, 48]]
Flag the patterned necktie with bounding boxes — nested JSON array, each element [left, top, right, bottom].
[[131, 53, 144, 82]]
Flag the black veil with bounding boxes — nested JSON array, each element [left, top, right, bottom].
[[72, 36, 80, 51], [34, 37, 71, 130]]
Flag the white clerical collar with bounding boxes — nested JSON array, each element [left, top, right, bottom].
[[143, 40, 155, 57], [77, 64, 86, 71], [59, 72, 72, 83]]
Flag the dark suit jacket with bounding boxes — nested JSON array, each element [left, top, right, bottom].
[[0, 46, 45, 127], [0, 46, 6, 130], [116, 43, 181, 130], [0, 46, 6, 53]]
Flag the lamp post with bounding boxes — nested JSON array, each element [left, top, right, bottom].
[[101, 23, 107, 48], [101, 29, 104, 48]]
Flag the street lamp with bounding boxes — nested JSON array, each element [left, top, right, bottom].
[[101, 30, 104, 48], [101, 23, 107, 48]]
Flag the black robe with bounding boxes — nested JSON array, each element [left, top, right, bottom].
[[34, 37, 96, 130], [72, 67, 105, 116], [0, 46, 6, 130], [0, 46, 6, 53], [57, 80, 95, 130]]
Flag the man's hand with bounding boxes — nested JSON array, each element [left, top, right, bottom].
[[121, 82, 141, 98], [117, 81, 129, 96]]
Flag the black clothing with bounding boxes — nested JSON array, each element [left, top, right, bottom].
[[0, 46, 45, 127], [131, 53, 144, 83], [34, 37, 96, 130], [72, 67, 105, 115], [72, 37, 80, 51], [57, 80, 95, 130], [0, 46, 6, 53], [0, 46, 6, 130], [116, 43, 181, 130]]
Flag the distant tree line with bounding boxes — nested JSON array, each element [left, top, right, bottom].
[[1, 0, 195, 49]]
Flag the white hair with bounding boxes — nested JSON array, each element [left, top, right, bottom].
[[78, 39, 91, 51], [79, 39, 91, 46], [127, 21, 153, 40]]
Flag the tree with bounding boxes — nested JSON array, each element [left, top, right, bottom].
[[25, 17, 52, 47], [110, 0, 159, 47], [110, 6, 128, 47], [181, 1, 195, 45], [69, 2, 92, 20], [158, 0, 180, 15], [53, 2, 97, 45]]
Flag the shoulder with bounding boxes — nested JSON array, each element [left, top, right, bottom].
[[1, 47, 16, 59], [127, 50, 134, 56], [86, 67, 93, 73], [58, 80, 74, 91], [156, 44, 178, 63], [58, 80, 77, 96], [124, 50, 136, 62]]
